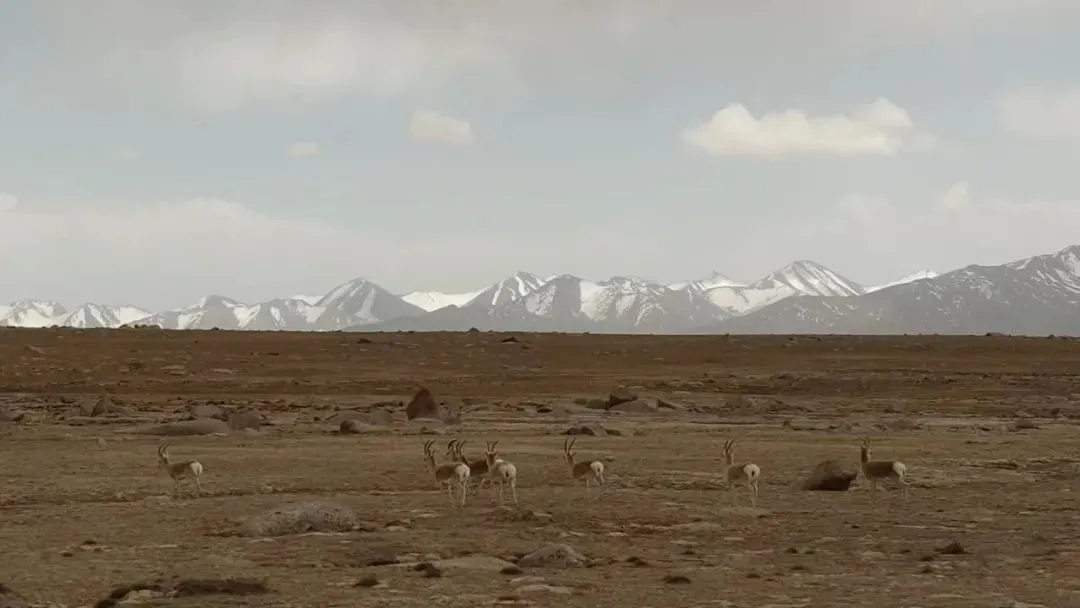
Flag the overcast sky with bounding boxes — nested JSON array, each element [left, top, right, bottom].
[[1, 1, 1079, 309]]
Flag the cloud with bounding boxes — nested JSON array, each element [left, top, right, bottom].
[[682, 98, 934, 159], [22, 1, 1080, 112], [409, 110, 475, 145], [0, 196, 657, 309], [997, 87, 1080, 139], [808, 182, 1080, 275], [287, 142, 319, 157], [105, 144, 142, 161], [0, 193, 17, 212]]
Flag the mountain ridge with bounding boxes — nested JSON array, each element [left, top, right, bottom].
[[2, 244, 1077, 335]]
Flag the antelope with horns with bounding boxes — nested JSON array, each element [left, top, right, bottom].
[[446, 439, 490, 492], [723, 439, 760, 507], [424, 439, 470, 507], [859, 437, 907, 503], [484, 441, 519, 507], [157, 444, 204, 499], [563, 437, 605, 497]]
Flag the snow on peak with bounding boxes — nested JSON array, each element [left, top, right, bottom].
[[194, 294, 242, 308], [865, 270, 939, 293], [468, 271, 546, 308], [0, 300, 68, 327], [752, 260, 863, 297], [62, 303, 152, 328], [669, 271, 746, 292]]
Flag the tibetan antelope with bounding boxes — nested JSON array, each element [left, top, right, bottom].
[[723, 439, 760, 507], [563, 437, 605, 497], [423, 439, 470, 507], [485, 441, 519, 507], [859, 437, 908, 502], [157, 444, 203, 499], [446, 439, 490, 492]]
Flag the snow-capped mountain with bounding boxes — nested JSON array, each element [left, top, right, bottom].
[[0, 300, 68, 327], [401, 271, 546, 312], [311, 278, 426, 330], [673, 260, 865, 317], [2, 245, 1076, 335], [865, 270, 938, 293], [60, 303, 151, 329], [708, 245, 1080, 335]]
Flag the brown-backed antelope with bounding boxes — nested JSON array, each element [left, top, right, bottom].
[[563, 437, 605, 497], [157, 444, 203, 499], [424, 439, 470, 507], [859, 437, 908, 502], [723, 439, 760, 507], [446, 439, 490, 491], [485, 441, 519, 507]]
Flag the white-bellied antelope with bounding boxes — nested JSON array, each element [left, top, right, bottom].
[[157, 444, 203, 499], [485, 441, 519, 507], [446, 439, 490, 492], [563, 437, 605, 497], [424, 439, 470, 507], [723, 439, 760, 507], [859, 437, 908, 503]]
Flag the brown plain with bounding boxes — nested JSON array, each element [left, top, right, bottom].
[[1, 329, 1079, 607]]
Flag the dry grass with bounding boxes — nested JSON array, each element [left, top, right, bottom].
[[0, 330, 1079, 607]]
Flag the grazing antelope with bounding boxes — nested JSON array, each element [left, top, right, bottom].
[[859, 437, 908, 503], [157, 444, 203, 499], [423, 439, 470, 507], [723, 439, 760, 507], [446, 439, 490, 491], [485, 441, 519, 507], [563, 437, 605, 497]]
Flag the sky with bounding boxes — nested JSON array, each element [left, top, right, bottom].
[[1, 0, 1079, 310]]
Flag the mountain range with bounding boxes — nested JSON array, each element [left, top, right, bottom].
[[1, 244, 1077, 335]]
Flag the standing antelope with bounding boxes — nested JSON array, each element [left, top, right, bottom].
[[859, 437, 907, 503], [723, 439, 760, 507], [446, 439, 490, 492], [424, 440, 470, 507], [563, 437, 605, 497], [485, 441, 519, 507], [157, 444, 203, 499]]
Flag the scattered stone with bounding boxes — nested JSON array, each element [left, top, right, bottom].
[[420, 563, 442, 578], [799, 459, 858, 491], [518, 543, 587, 568], [518, 584, 571, 594], [405, 387, 442, 421], [133, 418, 231, 436], [626, 556, 649, 567], [227, 409, 262, 431], [935, 541, 967, 555], [607, 386, 638, 408], [663, 574, 691, 584], [354, 575, 379, 588], [607, 399, 658, 414], [364, 547, 399, 566], [562, 424, 607, 437], [500, 565, 524, 576]]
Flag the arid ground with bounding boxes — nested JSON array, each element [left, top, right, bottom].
[[1, 330, 1079, 607]]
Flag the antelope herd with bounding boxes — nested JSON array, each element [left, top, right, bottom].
[[156, 435, 910, 509]]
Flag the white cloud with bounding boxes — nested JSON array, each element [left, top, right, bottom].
[[682, 98, 933, 159], [287, 142, 319, 157], [997, 87, 1080, 139], [24, 2, 1079, 112], [409, 110, 475, 145], [0, 196, 657, 309], [812, 182, 1080, 276], [105, 144, 142, 161], [0, 193, 17, 212]]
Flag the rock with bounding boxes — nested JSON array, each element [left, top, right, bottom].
[[517, 543, 587, 568], [562, 424, 607, 437], [655, 397, 686, 410], [405, 387, 442, 421], [431, 555, 518, 572], [228, 410, 262, 431], [339, 419, 372, 434], [607, 386, 638, 408], [354, 574, 379, 588], [663, 574, 691, 584], [607, 399, 657, 414], [80, 394, 128, 417], [799, 459, 858, 491], [367, 409, 394, 426], [518, 584, 572, 594], [190, 403, 227, 420]]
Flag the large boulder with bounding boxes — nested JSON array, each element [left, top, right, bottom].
[[799, 459, 858, 491]]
